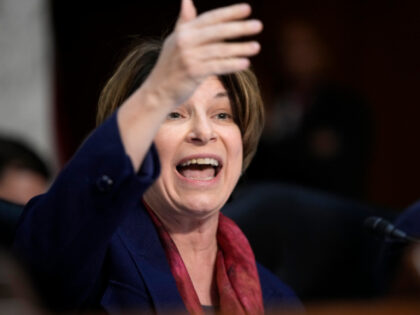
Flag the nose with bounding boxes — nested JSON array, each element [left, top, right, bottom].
[[187, 114, 216, 145]]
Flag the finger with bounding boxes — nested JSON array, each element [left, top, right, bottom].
[[191, 3, 251, 28], [190, 20, 263, 45], [198, 41, 260, 60], [176, 0, 197, 27], [199, 58, 250, 77]]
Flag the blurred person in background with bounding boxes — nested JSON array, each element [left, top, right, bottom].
[[0, 136, 50, 205], [246, 20, 372, 200], [0, 249, 42, 315]]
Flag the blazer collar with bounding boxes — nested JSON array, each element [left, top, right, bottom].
[[117, 202, 187, 314]]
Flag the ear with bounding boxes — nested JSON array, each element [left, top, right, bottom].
[[176, 0, 197, 27]]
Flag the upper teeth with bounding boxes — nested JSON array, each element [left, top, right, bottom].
[[180, 158, 219, 167]]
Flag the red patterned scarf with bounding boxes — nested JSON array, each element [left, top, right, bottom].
[[144, 203, 264, 315]]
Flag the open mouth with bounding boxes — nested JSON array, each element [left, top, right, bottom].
[[176, 157, 222, 181]]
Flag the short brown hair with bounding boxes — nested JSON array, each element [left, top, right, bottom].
[[97, 39, 264, 171]]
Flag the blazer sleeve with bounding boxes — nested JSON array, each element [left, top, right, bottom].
[[13, 112, 160, 310]]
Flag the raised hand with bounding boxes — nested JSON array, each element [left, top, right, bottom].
[[145, 0, 263, 108]]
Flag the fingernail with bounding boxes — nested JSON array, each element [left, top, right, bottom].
[[252, 42, 260, 51], [238, 3, 251, 12], [240, 58, 250, 68], [249, 20, 263, 30]]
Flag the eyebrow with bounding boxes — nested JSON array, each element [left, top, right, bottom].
[[215, 91, 228, 98]]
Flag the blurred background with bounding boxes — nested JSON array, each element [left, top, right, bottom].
[[1, 0, 420, 209]]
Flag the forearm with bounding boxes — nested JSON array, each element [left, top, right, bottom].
[[117, 81, 173, 171]]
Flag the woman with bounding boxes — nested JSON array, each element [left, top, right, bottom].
[[13, 0, 299, 314]]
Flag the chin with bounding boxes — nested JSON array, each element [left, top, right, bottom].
[[179, 195, 226, 217]]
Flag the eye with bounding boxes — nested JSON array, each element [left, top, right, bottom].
[[167, 112, 182, 120], [215, 112, 232, 120]]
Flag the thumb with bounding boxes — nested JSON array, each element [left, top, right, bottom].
[[176, 0, 197, 26]]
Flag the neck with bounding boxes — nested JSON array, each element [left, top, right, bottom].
[[143, 199, 220, 305], [169, 222, 219, 306], [142, 195, 220, 252], [170, 222, 219, 265], [152, 205, 219, 258]]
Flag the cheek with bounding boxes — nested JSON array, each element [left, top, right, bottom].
[[153, 128, 167, 153], [228, 129, 243, 172], [153, 128, 175, 168]]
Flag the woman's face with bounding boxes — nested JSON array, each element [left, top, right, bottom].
[[144, 76, 243, 218]]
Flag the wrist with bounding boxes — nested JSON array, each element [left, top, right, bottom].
[[133, 79, 175, 114]]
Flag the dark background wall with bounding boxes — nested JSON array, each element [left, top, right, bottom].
[[51, 0, 420, 209]]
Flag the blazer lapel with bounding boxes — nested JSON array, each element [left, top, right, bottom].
[[117, 203, 187, 314]]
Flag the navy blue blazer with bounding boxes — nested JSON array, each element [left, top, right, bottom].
[[13, 113, 299, 313]]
